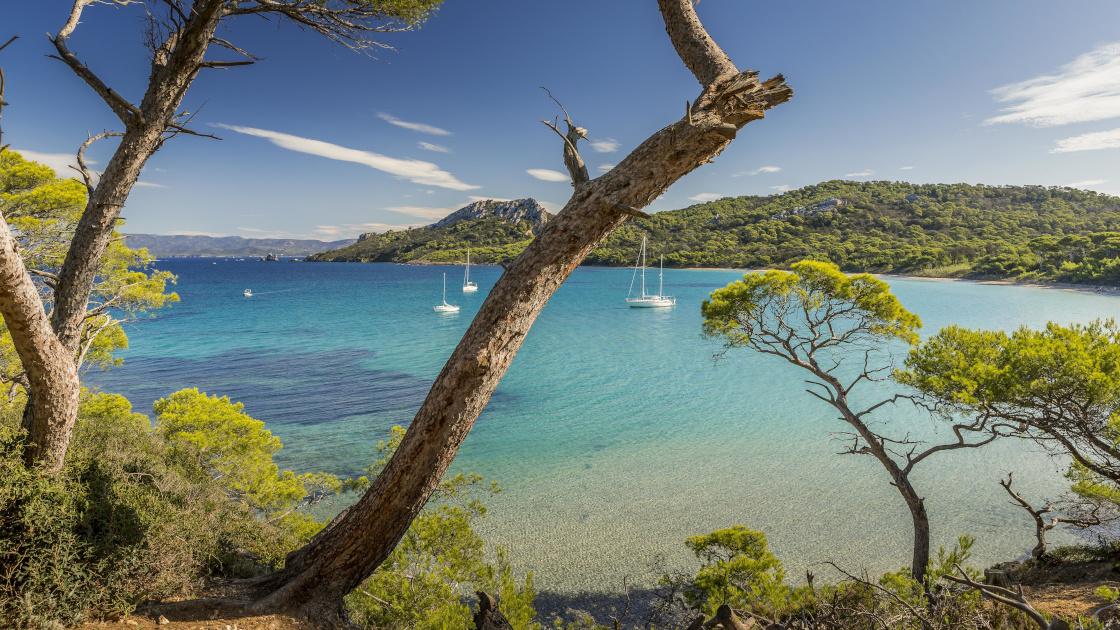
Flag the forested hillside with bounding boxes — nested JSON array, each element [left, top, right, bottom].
[[591, 181, 1120, 283], [310, 181, 1120, 284]]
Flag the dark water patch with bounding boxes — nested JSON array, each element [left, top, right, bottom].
[[85, 348, 427, 427], [533, 588, 663, 627]]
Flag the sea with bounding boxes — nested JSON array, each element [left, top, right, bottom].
[[85, 259, 1120, 598]]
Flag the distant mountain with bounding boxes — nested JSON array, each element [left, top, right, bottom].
[[311, 199, 551, 264], [125, 234, 356, 257]]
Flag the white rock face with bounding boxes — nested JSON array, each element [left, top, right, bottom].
[[430, 199, 550, 233]]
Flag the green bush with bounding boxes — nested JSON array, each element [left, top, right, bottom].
[[0, 392, 278, 628]]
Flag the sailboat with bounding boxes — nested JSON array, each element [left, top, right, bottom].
[[463, 249, 478, 292], [625, 235, 675, 308], [433, 273, 460, 313]]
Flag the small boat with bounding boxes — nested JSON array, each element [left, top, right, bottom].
[[243, 289, 252, 297], [463, 249, 478, 292], [433, 273, 460, 313], [626, 235, 675, 308]]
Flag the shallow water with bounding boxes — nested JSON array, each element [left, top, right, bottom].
[[87, 260, 1120, 593]]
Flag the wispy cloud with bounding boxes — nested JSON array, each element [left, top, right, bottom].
[[12, 150, 86, 175], [315, 222, 413, 237], [15, 149, 170, 188], [988, 43, 1120, 127], [538, 201, 563, 213], [900, 166, 915, 170], [597, 163, 615, 172], [418, 141, 451, 153], [382, 206, 455, 220], [377, 112, 452, 136], [1067, 179, 1108, 188], [734, 165, 782, 177], [845, 170, 875, 177], [770, 185, 791, 192], [468, 196, 512, 203], [1052, 127, 1120, 153], [689, 193, 723, 202], [215, 124, 479, 190], [590, 138, 620, 153], [527, 169, 569, 182]]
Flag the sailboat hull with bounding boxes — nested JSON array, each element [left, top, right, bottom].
[[626, 297, 675, 308], [463, 283, 478, 292]]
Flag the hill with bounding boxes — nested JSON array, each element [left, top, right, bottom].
[[307, 182, 1120, 284], [309, 199, 550, 263], [124, 234, 356, 257]]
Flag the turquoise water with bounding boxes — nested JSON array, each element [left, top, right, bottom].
[[87, 261, 1120, 593]]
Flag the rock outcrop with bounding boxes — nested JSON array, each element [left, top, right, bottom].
[[431, 199, 550, 234]]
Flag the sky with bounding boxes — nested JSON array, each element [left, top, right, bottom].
[[3, 0, 1120, 240]]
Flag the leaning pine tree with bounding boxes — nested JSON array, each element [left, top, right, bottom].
[[154, 0, 793, 625]]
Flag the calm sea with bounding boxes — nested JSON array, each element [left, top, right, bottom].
[[86, 259, 1120, 594]]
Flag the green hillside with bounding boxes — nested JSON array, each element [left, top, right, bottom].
[[307, 216, 538, 264], [311, 181, 1120, 284]]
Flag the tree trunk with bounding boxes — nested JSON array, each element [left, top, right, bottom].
[[831, 388, 931, 585], [156, 0, 791, 624], [6, 0, 225, 469], [900, 475, 931, 584], [50, 0, 223, 354], [0, 215, 81, 471]]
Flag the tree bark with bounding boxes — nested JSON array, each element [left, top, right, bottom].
[[0, 215, 81, 471], [156, 0, 790, 624]]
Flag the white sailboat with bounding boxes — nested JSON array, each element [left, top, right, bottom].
[[463, 249, 478, 292], [626, 235, 675, 308], [433, 273, 460, 313]]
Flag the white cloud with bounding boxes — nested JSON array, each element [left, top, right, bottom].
[[1067, 179, 1108, 188], [12, 150, 84, 175], [527, 168, 569, 182], [590, 138, 620, 153], [237, 227, 268, 233], [538, 201, 563, 213], [987, 43, 1120, 127], [597, 163, 615, 172], [845, 170, 875, 177], [15, 150, 168, 188], [418, 141, 451, 153], [900, 166, 915, 170], [734, 165, 782, 177], [770, 185, 791, 192], [469, 196, 513, 203], [377, 112, 452, 136], [215, 123, 479, 190], [383, 206, 455, 220], [689, 193, 723, 202], [1051, 127, 1120, 153]]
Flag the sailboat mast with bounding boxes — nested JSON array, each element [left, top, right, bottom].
[[659, 254, 663, 297], [443, 273, 447, 303], [465, 249, 470, 284], [640, 236, 647, 297]]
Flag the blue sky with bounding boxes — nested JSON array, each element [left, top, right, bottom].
[[4, 0, 1120, 240]]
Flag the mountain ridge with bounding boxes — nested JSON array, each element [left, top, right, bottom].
[[124, 234, 356, 257]]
